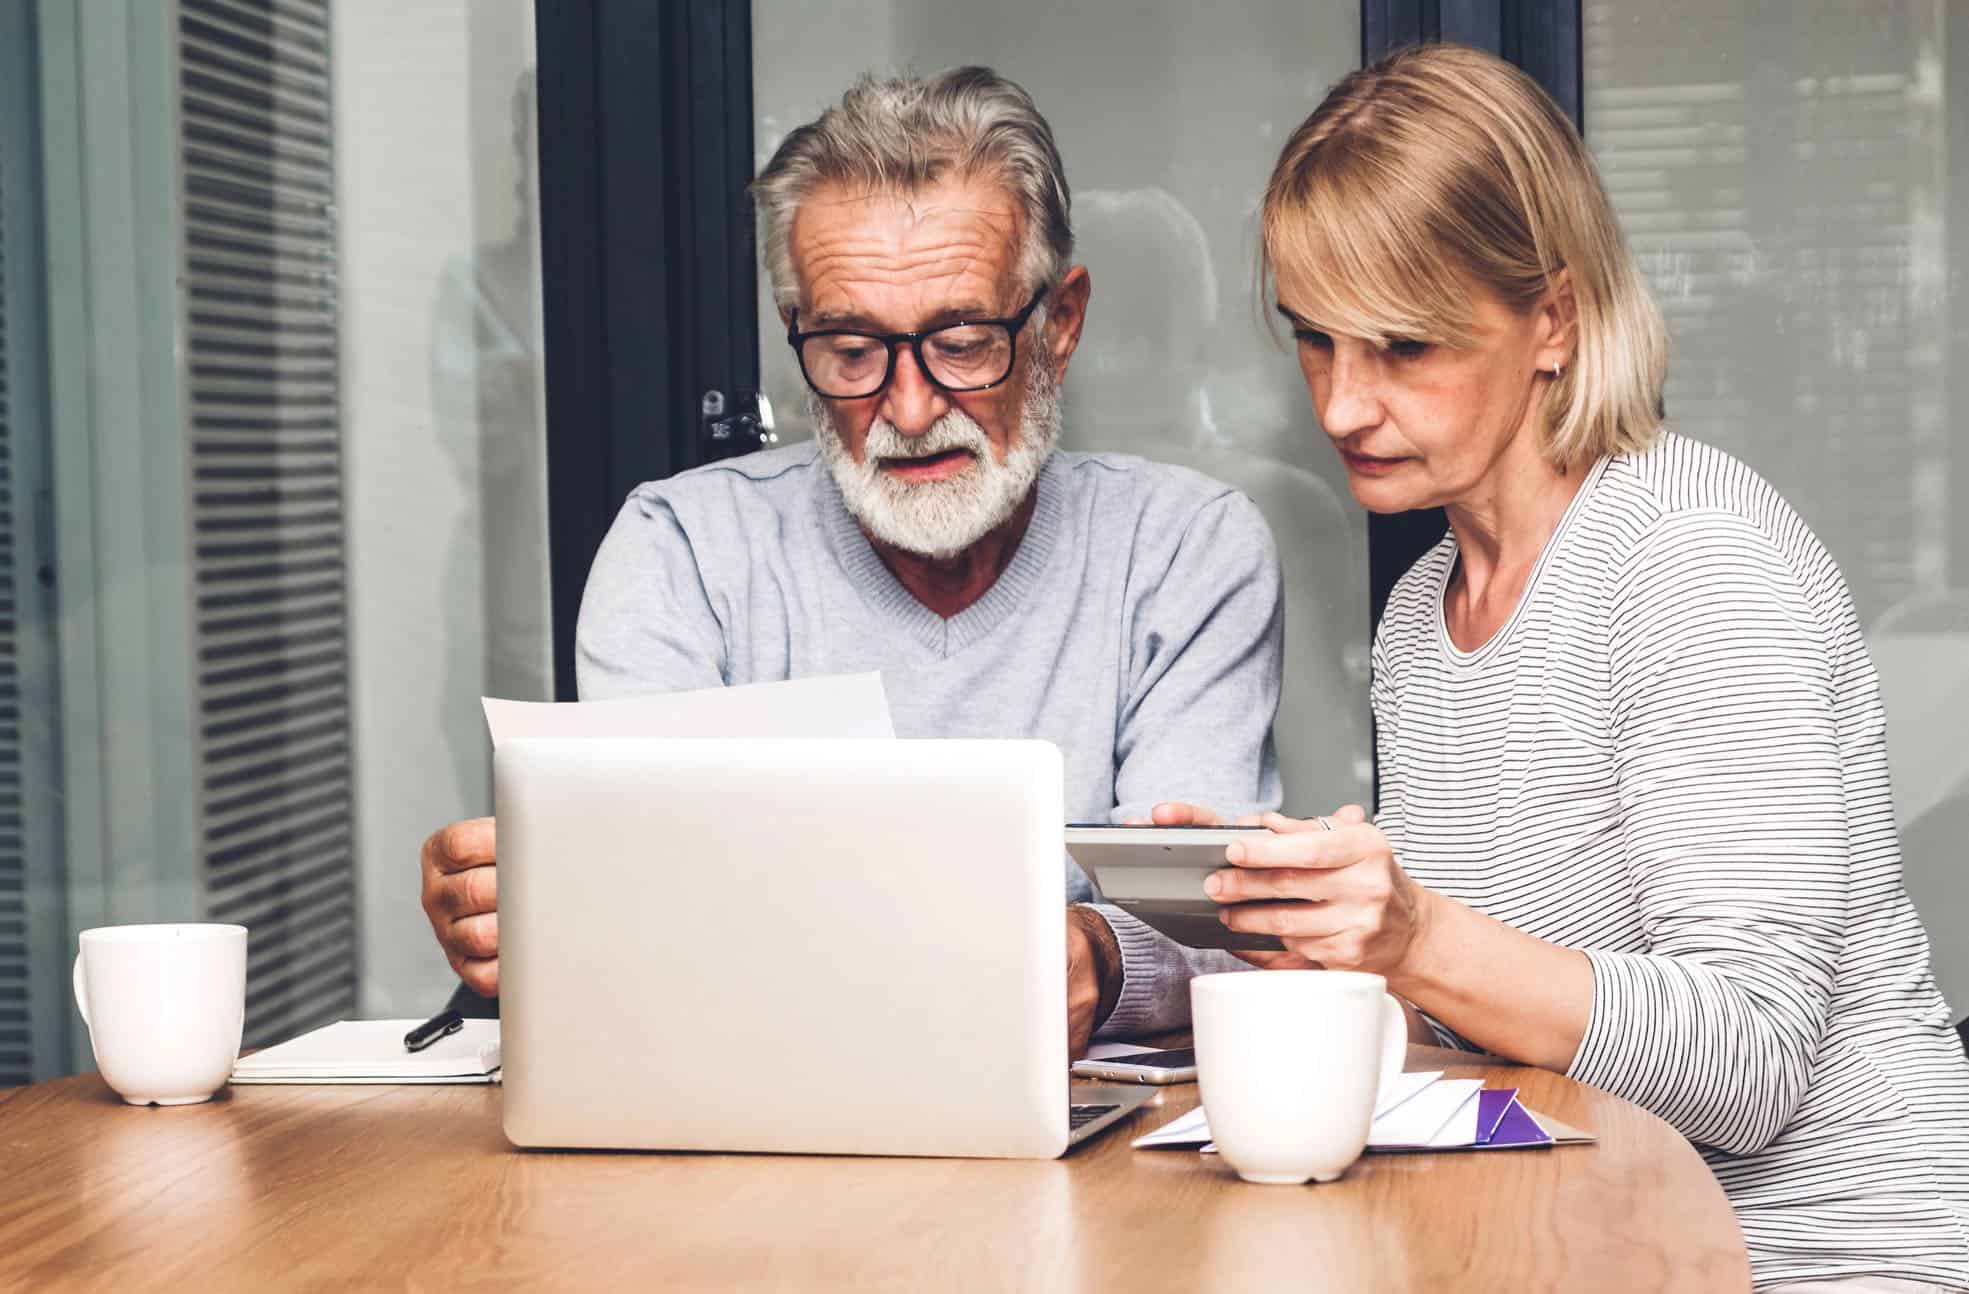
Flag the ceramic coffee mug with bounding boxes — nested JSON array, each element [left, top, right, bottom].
[[72, 923, 248, 1106], [1191, 970, 1406, 1185]]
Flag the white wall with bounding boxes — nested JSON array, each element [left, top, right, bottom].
[[335, 0, 550, 1017]]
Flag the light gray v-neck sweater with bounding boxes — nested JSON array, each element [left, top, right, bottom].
[[574, 441, 1282, 1033]]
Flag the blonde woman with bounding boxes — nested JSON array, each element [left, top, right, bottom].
[[1173, 44, 1969, 1291]]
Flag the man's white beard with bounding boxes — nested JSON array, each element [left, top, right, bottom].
[[812, 360, 1062, 560]]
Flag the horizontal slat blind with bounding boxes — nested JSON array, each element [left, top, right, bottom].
[[0, 115, 28, 1085], [179, 0, 356, 1046]]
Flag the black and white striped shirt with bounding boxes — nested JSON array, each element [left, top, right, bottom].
[[1375, 433, 1969, 1287]]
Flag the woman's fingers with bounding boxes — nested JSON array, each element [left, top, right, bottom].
[[1225, 821, 1384, 869], [1205, 866, 1334, 903], [1218, 900, 1352, 940], [1231, 948, 1323, 971]]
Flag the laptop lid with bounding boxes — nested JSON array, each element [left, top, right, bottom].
[[498, 737, 1072, 1158]]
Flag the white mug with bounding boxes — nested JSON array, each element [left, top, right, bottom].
[[72, 923, 248, 1106], [1191, 970, 1406, 1185]]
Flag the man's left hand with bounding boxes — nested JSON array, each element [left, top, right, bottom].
[[1066, 905, 1122, 1058]]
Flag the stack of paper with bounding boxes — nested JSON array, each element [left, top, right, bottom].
[[1133, 1072, 1591, 1154], [230, 1020, 502, 1085]]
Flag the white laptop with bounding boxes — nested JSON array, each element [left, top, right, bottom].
[[496, 737, 1154, 1158]]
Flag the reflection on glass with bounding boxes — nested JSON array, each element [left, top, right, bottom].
[[1587, 0, 1968, 1014], [752, 2, 1368, 809]]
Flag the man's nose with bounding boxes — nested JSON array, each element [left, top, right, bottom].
[[878, 346, 949, 436], [1320, 348, 1383, 439]]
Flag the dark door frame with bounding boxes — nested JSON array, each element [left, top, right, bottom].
[[534, 0, 1585, 696], [534, 0, 757, 700]]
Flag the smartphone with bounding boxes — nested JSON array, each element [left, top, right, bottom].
[[1069, 1047, 1198, 1085]]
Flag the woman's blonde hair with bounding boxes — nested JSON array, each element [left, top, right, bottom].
[[1260, 43, 1666, 467]]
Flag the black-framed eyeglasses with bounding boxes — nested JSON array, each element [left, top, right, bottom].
[[786, 287, 1048, 400]]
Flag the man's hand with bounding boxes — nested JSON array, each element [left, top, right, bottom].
[[419, 817, 500, 997], [1066, 905, 1123, 1059]]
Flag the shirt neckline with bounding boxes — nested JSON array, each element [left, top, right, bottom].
[[1434, 453, 1612, 668], [819, 455, 1064, 658]]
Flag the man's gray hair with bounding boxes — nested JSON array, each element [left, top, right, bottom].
[[751, 66, 1074, 309]]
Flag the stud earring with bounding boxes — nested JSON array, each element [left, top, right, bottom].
[[1551, 359, 1565, 379]]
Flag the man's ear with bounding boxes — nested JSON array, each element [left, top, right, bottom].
[[1044, 265, 1092, 380]]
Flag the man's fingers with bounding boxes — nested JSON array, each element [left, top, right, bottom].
[[1331, 804, 1369, 826], [454, 956, 499, 998], [1150, 801, 1222, 827], [427, 817, 497, 874], [448, 912, 499, 960], [431, 860, 498, 922]]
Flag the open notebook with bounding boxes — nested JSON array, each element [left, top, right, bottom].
[[230, 1019, 502, 1085]]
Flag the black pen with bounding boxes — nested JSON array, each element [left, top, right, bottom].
[[404, 1009, 464, 1053]]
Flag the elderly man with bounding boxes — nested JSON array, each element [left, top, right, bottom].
[[419, 66, 1280, 1052]]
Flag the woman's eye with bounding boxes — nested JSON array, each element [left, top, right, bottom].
[[1385, 337, 1431, 359], [1293, 328, 1332, 350]]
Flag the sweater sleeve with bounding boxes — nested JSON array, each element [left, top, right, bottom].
[[1094, 491, 1286, 1036], [1565, 510, 1849, 1155], [574, 490, 729, 699]]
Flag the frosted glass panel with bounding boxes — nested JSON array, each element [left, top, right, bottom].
[[1587, 0, 1969, 1015], [753, 3, 1369, 811]]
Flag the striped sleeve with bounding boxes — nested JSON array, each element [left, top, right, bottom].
[[1565, 510, 1848, 1155]]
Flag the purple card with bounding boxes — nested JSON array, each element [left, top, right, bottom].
[[1477, 1095, 1555, 1150], [1474, 1089, 1518, 1144]]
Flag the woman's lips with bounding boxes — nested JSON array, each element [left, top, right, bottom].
[[1339, 448, 1408, 476], [879, 447, 978, 482]]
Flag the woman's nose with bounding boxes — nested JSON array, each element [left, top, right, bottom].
[[1319, 349, 1382, 437]]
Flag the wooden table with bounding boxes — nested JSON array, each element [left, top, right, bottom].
[[0, 1047, 1747, 1292]]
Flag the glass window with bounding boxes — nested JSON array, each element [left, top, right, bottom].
[[752, 3, 1371, 811], [1586, 0, 1969, 1014], [0, 0, 548, 1080]]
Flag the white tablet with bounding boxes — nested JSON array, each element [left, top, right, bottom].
[[1064, 825, 1283, 952]]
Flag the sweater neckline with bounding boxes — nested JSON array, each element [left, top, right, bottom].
[[1433, 453, 1612, 668], [819, 455, 1064, 657]]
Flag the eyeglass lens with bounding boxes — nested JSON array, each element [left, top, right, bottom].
[[802, 322, 1014, 398]]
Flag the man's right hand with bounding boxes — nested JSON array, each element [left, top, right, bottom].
[[419, 817, 499, 996]]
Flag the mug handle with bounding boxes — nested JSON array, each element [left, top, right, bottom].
[[72, 953, 91, 1029], [1379, 994, 1407, 1089]]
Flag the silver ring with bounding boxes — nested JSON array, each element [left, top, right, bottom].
[[1316, 815, 1334, 832]]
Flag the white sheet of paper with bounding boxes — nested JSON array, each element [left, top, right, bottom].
[[1132, 1104, 1212, 1149], [1374, 1070, 1443, 1119], [482, 673, 896, 746], [1369, 1078, 1485, 1148], [1421, 1085, 1486, 1148]]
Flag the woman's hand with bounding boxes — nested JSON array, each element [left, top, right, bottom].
[[1204, 805, 1436, 980]]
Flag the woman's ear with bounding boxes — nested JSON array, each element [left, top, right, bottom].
[[1535, 268, 1578, 373]]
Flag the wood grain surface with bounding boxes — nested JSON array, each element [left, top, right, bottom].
[[0, 1046, 1748, 1293]]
